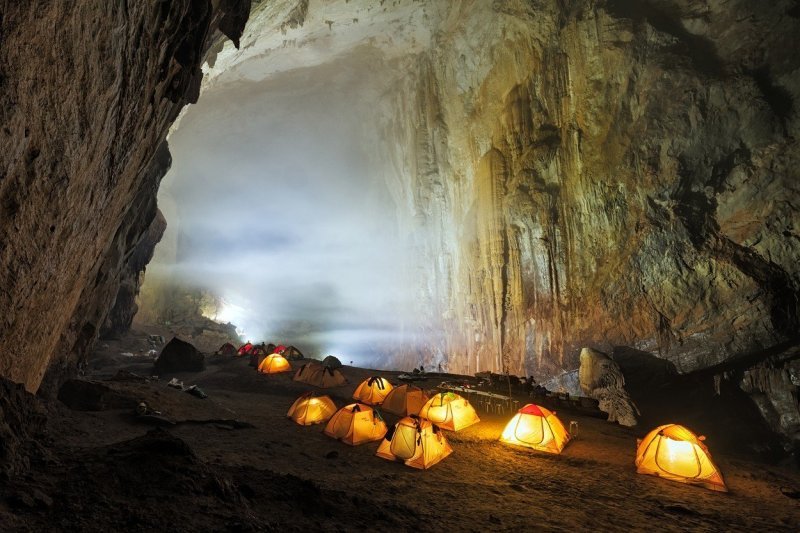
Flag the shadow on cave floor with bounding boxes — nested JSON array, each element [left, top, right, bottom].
[[2, 330, 799, 531], [612, 346, 788, 462]]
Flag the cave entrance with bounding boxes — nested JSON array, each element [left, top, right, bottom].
[[137, 44, 426, 368]]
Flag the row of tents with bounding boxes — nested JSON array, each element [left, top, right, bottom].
[[219, 342, 728, 492]]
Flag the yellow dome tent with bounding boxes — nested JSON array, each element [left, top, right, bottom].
[[635, 424, 727, 492], [381, 384, 429, 417], [377, 416, 453, 469], [418, 392, 480, 431], [258, 353, 292, 374], [287, 393, 337, 426], [500, 404, 570, 454], [323, 403, 387, 445], [352, 376, 393, 405]]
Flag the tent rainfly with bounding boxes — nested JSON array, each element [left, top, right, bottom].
[[324, 403, 387, 445], [418, 392, 480, 431], [500, 404, 570, 454], [381, 384, 429, 417], [352, 377, 393, 405], [377, 416, 453, 469], [635, 424, 727, 492], [258, 353, 292, 374], [287, 393, 337, 426]]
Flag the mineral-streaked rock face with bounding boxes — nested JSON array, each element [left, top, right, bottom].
[[0, 0, 798, 450], [200, 0, 798, 381], [0, 1, 251, 392]]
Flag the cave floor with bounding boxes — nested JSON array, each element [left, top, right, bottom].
[[5, 336, 800, 532]]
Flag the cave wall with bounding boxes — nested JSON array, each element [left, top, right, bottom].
[[374, 0, 800, 379], [0, 0, 797, 405], [0, 0, 251, 392]]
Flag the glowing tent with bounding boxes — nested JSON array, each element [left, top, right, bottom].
[[216, 342, 236, 356], [500, 404, 570, 454], [418, 392, 480, 431], [381, 384, 429, 417], [377, 416, 453, 469], [258, 353, 292, 374], [249, 345, 268, 366], [287, 393, 337, 426], [635, 424, 727, 492], [324, 403, 387, 445], [352, 377, 393, 405], [237, 342, 254, 356]]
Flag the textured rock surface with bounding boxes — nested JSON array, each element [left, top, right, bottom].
[[100, 208, 167, 340], [196, 0, 798, 382], [0, 0, 798, 459], [0, 0, 250, 391], [579, 347, 639, 426]]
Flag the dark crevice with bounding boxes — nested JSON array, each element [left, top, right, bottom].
[[672, 156, 799, 340], [748, 65, 794, 123], [604, 0, 725, 77]]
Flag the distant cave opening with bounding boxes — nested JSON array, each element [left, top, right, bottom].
[[136, 38, 434, 370]]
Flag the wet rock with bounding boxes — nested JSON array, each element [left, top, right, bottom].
[[579, 348, 639, 427], [153, 337, 205, 374]]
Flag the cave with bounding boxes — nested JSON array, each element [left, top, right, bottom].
[[1, 0, 799, 530]]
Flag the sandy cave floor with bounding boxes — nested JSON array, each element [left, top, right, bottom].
[[3, 331, 800, 532]]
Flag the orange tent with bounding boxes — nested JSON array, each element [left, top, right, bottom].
[[500, 404, 570, 454], [635, 424, 727, 492], [381, 384, 429, 417], [352, 376, 393, 405], [324, 403, 387, 445], [377, 416, 453, 469], [418, 392, 480, 431], [258, 353, 292, 374], [287, 393, 337, 426]]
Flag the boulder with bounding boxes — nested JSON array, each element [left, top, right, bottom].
[[579, 348, 639, 427], [57, 379, 139, 411], [154, 337, 205, 374]]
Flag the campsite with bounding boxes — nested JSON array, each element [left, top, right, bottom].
[[2, 328, 797, 531]]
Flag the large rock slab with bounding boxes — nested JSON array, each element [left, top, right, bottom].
[[579, 348, 639, 427]]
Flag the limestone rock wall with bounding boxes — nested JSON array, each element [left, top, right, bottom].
[[380, 0, 800, 379], [0, 0, 251, 392]]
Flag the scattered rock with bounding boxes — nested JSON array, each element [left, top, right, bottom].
[[325, 450, 339, 459], [153, 337, 205, 374]]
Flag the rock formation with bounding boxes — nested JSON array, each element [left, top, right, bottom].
[[0, 0, 251, 392], [0, 0, 798, 449], [579, 347, 639, 426]]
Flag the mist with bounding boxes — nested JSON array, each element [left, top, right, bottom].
[[142, 54, 426, 367]]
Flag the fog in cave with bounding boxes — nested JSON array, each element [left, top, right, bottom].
[[144, 57, 426, 365]]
